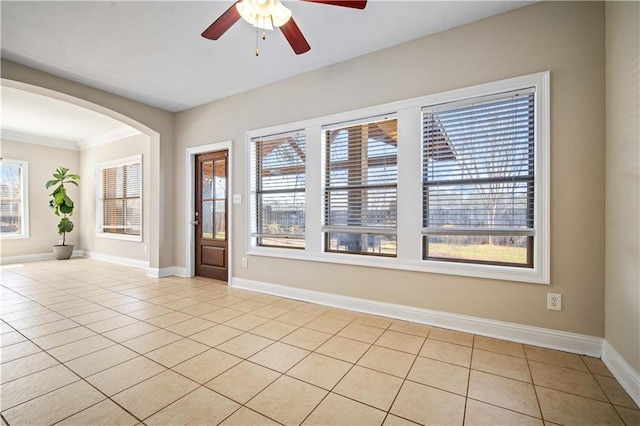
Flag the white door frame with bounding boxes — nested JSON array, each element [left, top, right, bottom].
[[185, 141, 233, 280]]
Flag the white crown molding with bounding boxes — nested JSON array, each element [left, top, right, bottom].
[[0, 129, 79, 150], [1, 125, 140, 152], [232, 277, 604, 357], [77, 125, 141, 151]]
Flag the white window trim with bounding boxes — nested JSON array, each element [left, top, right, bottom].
[[96, 154, 143, 242], [0, 159, 29, 240], [245, 71, 550, 284]]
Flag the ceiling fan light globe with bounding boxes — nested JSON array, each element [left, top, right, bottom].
[[251, 0, 276, 16], [236, 0, 258, 25], [272, 1, 292, 27], [256, 16, 274, 30], [237, 0, 288, 29]]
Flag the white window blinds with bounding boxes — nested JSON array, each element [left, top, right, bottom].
[[0, 160, 26, 236], [323, 117, 398, 256], [422, 88, 535, 266], [251, 131, 306, 249], [100, 158, 142, 237]]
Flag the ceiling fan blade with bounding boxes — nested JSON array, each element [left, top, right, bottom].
[[201, 2, 241, 40], [301, 0, 367, 9], [280, 17, 311, 55]]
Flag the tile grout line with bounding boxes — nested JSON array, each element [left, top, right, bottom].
[[524, 344, 546, 423], [52, 280, 252, 423], [234, 311, 361, 423], [382, 324, 431, 425], [584, 355, 632, 424], [1, 318, 158, 423], [295, 314, 382, 426], [461, 334, 476, 425], [2, 283, 213, 420]]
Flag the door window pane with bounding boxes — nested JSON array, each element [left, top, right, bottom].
[[215, 199, 226, 240], [202, 200, 213, 239], [214, 160, 226, 199], [202, 161, 213, 200]]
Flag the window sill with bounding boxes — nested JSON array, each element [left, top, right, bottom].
[[246, 246, 549, 285], [97, 232, 142, 242], [0, 233, 29, 240]]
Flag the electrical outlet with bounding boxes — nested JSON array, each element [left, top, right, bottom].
[[144, 246, 148, 254], [241, 257, 248, 268], [547, 293, 562, 311]]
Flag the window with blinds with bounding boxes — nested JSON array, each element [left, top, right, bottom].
[[251, 131, 306, 249], [422, 88, 535, 266], [0, 159, 28, 238], [98, 156, 142, 238], [324, 117, 398, 256]]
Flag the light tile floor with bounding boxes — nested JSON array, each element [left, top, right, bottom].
[[0, 259, 638, 426]]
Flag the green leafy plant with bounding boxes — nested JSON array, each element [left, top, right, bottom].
[[45, 167, 80, 246]]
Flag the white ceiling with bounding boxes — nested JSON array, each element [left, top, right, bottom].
[[0, 86, 139, 149], [1, 1, 533, 113]]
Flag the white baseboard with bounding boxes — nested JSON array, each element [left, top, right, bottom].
[[1, 250, 186, 279], [602, 340, 640, 407], [232, 278, 603, 357], [81, 251, 149, 271], [147, 266, 188, 278], [1, 252, 55, 264], [0, 250, 83, 264]]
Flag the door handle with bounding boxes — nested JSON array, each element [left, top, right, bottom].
[[193, 220, 199, 226]]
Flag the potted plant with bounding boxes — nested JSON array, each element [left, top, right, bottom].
[[46, 167, 80, 260]]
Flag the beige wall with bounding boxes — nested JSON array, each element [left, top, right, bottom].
[[79, 133, 151, 263], [0, 62, 175, 270], [175, 2, 606, 336], [0, 140, 80, 257], [605, 2, 640, 371]]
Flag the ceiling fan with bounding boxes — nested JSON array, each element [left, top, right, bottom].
[[202, 0, 367, 55]]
